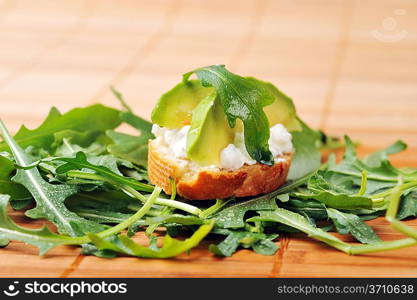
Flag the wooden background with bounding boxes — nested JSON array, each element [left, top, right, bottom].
[[0, 0, 416, 277]]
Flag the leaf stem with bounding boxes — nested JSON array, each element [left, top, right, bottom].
[[66, 187, 161, 244], [385, 177, 404, 219], [122, 184, 201, 216], [145, 206, 172, 236], [355, 170, 368, 196], [67, 170, 202, 216], [349, 238, 417, 255], [96, 187, 161, 238], [370, 181, 417, 200], [199, 199, 229, 219], [349, 177, 417, 254]]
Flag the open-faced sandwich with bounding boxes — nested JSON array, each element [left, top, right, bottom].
[[148, 65, 302, 200]]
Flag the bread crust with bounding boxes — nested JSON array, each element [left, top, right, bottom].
[[148, 139, 291, 200]]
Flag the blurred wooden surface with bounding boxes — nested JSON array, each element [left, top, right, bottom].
[[0, 0, 416, 277]]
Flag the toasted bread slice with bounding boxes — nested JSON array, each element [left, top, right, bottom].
[[148, 139, 292, 200]]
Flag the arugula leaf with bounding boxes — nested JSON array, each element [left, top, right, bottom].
[[119, 111, 153, 138], [251, 238, 280, 256], [55, 152, 153, 192], [10, 199, 34, 210], [0, 105, 121, 152], [88, 221, 214, 258], [52, 130, 111, 150], [54, 139, 106, 158], [66, 190, 140, 211], [74, 207, 203, 228], [330, 137, 417, 183], [184, 65, 275, 164], [397, 190, 417, 220], [301, 192, 373, 210], [364, 140, 407, 166], [281, 198, 327, 220], [107, 101, 153, 167], [0, 121, 104, 236], [287, 119, 321, 180], [145, 214, 204, 226], [0, 155, 31, 200], [111, 86, 133, 112], [213, 197, 278, 229], [248, 208, 351, 253], [57, 155, 201, 215], [317, 130, 345, 151], [53, 138, 138, 179], [294, 171, 374, 209], [326, 208, 381, 244], [209, 229, 278, 256], [73, 208, 145, 227], [238, 170, 313, 211], [0, 195, 82, 255], [106, 131, 149, 167]]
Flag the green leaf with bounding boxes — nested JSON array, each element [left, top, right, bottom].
[[213, 197, 278, 229], [209, 229, 278, 257], [364, 140, 407, 167], [120, 111, 153, 138], [200, 199, 231, 219], [298, 192, 373, 210], [145, 214, 204, 226], [107, 106, 153, 167], [106, 131, 149, 167], [0, 155, 31, 200], [317, 130, 345, 151], [248, 208, 351, 252], [110, 86, 153, 140], [0, 105, 121, 152], [281, 198, 327, 220], [247, 170, 314, 206], [53, 138, 135, 177], [294, 171, 374, 209], [87, 154, 133, 176], [251, 238, 280, 256], [184, 65, 275, 164], [66, 190, 140, 211], [10, 199, 33, 210], [330, 137, 417, 183], [55, 151, 153, 192], [287, 119, 321, 180], [52, 130, 110, 150], [326, 208, 381, 244], [0, 121, 104, 236], [88, 221, 214, 258], [54, 139, 106, 158], [397, 190, 417, 220], [74, 208, 202, 227], [111, 86, 133, 112], [73, 208, 145, 227], [0, 195, 82, 255]]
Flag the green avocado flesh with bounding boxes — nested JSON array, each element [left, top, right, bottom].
[[152, 77, 299, 166], [186, 92, 235, 166], [151, 80, 214, 128], [246, 77, 300, 131]]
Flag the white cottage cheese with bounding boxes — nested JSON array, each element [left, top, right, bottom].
[[151, 123, 293, 171]]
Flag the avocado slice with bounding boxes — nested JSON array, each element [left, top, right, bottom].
[[186, 92, 235, 166], [246, 77, 301, 131], [151, 80, 214, 129], [186, 79, 300, 166]]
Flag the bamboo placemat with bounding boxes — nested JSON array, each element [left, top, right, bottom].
[[0, 0, 416, 277]]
